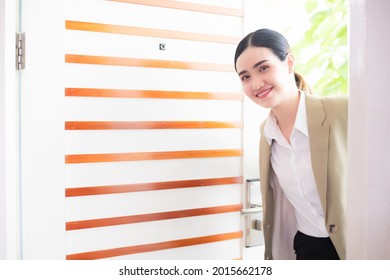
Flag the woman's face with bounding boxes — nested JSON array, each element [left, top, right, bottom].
[[235, 46, 295, 109]]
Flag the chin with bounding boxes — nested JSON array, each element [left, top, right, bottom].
[[253, 99, 271, 109]]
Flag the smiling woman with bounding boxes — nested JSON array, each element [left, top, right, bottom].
[[235, 29, 312, 112], [234, 28, 348, 260]]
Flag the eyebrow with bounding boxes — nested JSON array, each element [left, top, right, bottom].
[[238, 59, 268, 77]]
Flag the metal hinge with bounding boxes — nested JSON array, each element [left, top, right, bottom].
[[16, 32, 25, 70]]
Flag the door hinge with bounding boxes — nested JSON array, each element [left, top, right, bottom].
[[16, 32, 25, 70]]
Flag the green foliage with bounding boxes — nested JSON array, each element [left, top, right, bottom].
[[293, 0, 348, 96]]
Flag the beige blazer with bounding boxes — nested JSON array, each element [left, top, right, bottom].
[[259, 93, 348, 260]]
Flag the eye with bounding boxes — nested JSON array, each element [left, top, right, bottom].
[[259, 65, 269, 72], [240, 74, 250, 82]]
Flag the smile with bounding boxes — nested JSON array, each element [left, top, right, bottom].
[[255, 87, 272, 99]]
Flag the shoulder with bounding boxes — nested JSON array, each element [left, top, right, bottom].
[[321, 95, 348, 109], [321, 95, 348, 119], [306, 93, 348, 114], [321, 95, 349, 126], [306, 93, 348, 108], [305, 93, 348, 126]]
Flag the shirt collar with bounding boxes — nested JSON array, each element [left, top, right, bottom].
[[263, 111, 278, 145], [295, 90, 309, 137], [263, 91, 309, 145]]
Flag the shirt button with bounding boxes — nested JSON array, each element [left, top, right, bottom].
[[328, 224, 337, 233]]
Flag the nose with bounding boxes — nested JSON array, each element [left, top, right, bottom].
[[251, 78, 264, 91]]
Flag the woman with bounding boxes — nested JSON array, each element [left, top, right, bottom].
[[234, 29, 348, 260]]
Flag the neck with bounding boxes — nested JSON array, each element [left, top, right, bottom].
[[272, 89, 300, 143]]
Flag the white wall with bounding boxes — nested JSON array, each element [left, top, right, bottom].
[[0, 0, 6, 259], [0, 0, 19, 259], [347, 0, 390, 259]]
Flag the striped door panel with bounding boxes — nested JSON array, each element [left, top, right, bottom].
[[65, 0, 244, 259]]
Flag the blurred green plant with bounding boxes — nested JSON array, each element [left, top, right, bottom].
[[293, 0, 348, 96]]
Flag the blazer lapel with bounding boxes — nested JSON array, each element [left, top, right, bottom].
[[305, 94, 329, 213]]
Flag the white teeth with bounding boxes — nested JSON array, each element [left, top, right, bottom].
[[256, 88, 271, 98]]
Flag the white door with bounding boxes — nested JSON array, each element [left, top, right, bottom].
[[19, 0, 247, 259]]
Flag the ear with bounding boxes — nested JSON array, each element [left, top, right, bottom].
[[286, 53, 295, 74]]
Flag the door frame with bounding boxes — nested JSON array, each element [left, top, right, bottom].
[[0, 0, 19, 259]]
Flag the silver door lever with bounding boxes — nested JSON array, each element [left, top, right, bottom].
[[241, 204, 262, 215]]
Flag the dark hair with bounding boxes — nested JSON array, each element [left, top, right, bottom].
[[234, 28, 313, 94]]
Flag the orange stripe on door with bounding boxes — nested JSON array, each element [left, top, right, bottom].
[[65, 121, 242, 130], [66, 176, 243, 197], [66, 21, 240, 44], [66, 231, 243, 259], [65, 88, 243, 100], [108, 0, 244, 17], [66, 204, 242, 230], [65, 54, 234, 72], [65, 149, 242, 164]]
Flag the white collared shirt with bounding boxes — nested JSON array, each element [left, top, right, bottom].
[[263, 92, 329, 237]]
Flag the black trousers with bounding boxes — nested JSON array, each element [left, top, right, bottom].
[[293, 231, 340, 260]]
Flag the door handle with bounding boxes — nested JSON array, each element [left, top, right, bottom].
[[241, 204, 262, 215], [244, 179, 264, 247]]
